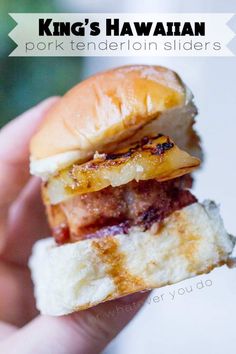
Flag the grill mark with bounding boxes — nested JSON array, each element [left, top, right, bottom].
[[76, 134, 167, 168], [92, 237, 144, 294], [170, 210, 200, 273], [105, 134, 168, 161]]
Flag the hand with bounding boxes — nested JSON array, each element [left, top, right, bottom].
[[0, 98, 148, 354]]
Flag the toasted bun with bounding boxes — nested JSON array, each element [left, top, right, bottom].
[[30, 65, 191, 160], [29, 201, 234, 316]]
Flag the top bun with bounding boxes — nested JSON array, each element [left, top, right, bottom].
[[30, 65, 188, 160]]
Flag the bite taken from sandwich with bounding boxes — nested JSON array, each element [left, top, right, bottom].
[[29, 65, 235, 316]]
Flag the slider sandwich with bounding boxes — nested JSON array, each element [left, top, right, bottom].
[[29, 65, 235, 316]]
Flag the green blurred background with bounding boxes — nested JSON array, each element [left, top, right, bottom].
[[0, 1, 84, 128]]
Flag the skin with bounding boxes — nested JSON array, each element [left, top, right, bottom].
[[0, 98, 149, 354]]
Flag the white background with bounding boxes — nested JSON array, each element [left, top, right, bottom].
[[62, 1, 236, 353]]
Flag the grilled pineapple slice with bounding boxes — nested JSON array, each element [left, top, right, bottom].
[[44, 135, 200, 204]]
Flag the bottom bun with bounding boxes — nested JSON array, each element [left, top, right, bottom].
[[29, 201, 234, 316]]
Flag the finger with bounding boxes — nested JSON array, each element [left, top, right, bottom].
[[0, 260, 37, 327], [0, 322, 17, 340], [0, 292, 149, 354], [3, 177, 50, 265], [0, 97, 58, 207], [0, 97, 59, 247]]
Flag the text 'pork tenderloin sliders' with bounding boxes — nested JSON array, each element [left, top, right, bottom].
[[29, 65, 235, 316]]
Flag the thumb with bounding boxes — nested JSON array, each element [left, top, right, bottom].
[[0, 292, 149, 354]]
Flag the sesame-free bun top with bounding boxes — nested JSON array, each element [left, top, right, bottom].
[[30, 65, 188, 160]]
